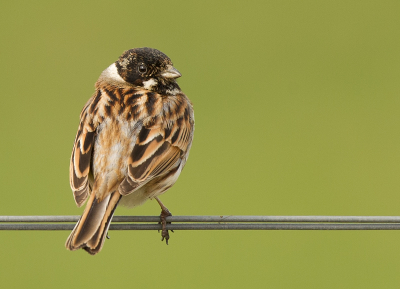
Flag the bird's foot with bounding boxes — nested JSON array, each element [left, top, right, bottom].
[[159, 207, 173, 245]]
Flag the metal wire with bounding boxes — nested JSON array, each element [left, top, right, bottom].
[[1, 215, 400, 230]]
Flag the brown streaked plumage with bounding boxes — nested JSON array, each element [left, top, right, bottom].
[[66, 47, 194, 255]]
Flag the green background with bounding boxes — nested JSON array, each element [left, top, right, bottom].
[[1, 0, 400, 288]]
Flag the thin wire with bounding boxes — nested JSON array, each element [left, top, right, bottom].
[[1, 215, 400, 230], [2, 215, 400, 222], [1, 223, 400, 230]]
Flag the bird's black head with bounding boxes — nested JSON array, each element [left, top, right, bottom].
[[115, 47, 181, 94]]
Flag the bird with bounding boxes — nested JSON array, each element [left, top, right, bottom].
[[65, 47, 194, 255]]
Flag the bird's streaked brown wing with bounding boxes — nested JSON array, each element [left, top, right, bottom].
[[69, 96, 98, 207], [119, 109, 193, 195]]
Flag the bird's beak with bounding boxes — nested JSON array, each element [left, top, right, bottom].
[[161, 65, 182, 79]]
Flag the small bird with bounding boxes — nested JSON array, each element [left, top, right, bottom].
[[65, 47, 194, 255]]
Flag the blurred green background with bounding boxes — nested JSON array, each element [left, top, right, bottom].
[[1, 0, 400, 288]]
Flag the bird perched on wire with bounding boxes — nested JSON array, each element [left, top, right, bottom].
[[65, 47, 194, 255]]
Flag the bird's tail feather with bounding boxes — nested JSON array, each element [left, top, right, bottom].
[[65, 191, 121, 255]]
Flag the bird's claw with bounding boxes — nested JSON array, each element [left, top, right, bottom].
[[159, 208, 173, 245]]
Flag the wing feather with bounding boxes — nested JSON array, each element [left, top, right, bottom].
[[69, 95, 101, 207], [118, 111, 193, 196]]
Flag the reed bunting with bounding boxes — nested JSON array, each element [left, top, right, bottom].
[[65, 47, 194, 255]]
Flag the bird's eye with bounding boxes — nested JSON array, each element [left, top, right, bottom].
[[138, 63, 147, 74]]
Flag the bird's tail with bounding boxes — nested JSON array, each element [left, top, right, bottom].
[[65, 191, 121, 255]]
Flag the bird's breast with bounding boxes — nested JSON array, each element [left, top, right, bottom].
[[91, 117, 141, 199]]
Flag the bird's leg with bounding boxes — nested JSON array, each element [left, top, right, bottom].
[[155, 197, 173, 244]]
